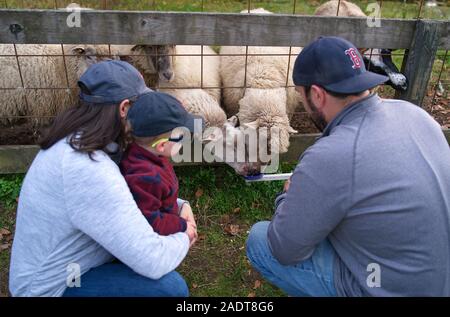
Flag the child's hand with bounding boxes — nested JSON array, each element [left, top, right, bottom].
[[180, 203, 196, 227], [185, 222, 198, 247]]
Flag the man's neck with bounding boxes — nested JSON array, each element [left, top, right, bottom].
[[340, 90, 371, 108], [327, 90, 371, 122]]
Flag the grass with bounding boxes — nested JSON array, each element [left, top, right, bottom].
[[0, 164, 296, 297], [1, 0, 448, 19], [0, 174, 23, 297]]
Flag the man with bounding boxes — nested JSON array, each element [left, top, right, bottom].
[[10, 60, 198, 296], [246, 36, 450, 296]]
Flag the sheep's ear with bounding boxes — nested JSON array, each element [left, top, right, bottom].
[[72, 46, 86, 55], [288, 125, 298, 134], [243, 120, 259, 130], [131, 45, 145, 52], [227, 115, 239, 127], [201, 127, 222, 143], [201, 133, 219, 143]]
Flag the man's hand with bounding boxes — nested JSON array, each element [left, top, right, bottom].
[[284, 178, 291, 192]]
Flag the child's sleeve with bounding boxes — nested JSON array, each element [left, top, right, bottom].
[[125, 173, 188, 235]]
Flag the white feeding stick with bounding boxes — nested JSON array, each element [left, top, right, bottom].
[[244, 173, 293, 183]]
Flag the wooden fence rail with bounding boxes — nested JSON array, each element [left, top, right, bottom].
[[0, 10, 448, 48], [1, 131, 449, 174]]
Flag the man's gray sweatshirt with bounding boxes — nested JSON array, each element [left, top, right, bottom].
[[268, 94, 450, 296]]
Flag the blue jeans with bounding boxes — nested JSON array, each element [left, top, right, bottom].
[[246, 221, 338, 297], [62, 262, 189, 297]]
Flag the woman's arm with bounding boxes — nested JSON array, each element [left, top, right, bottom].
[[63, 149, 189, 280]]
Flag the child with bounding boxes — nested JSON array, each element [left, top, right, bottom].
[[120, 91, 202, 243]]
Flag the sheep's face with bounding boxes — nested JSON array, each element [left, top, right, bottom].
[[131, 45, 176, 82], [202, 118, 262, 176], [362, 49, 408, 92], [69, 45, 119, 79], [70, 45, 99, 79], [203, 114, 295, 176], [203, 88, 298, 176]]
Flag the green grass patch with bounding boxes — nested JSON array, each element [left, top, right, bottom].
[[3, 1, 449, 20], [0, 175, 22, 296], [0, 175, 23, 210]]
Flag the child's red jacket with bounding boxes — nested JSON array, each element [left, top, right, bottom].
[[120, 142, 187, 235]]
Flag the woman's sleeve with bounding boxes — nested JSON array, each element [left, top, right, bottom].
[[62, 150, 189, 280]]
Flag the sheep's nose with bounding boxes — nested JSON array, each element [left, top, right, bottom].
[[163, 71, 173, 81]]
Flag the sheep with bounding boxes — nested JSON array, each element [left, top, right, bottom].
[[0, 44, 118, 127], [112, 44, 177, 89], [315, 0, 408, 91], [314, 0, 366, 16], [117, 44, 227, 129], [219, 8, 300, 158]]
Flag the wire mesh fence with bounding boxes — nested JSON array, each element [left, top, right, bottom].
[[0, 0, 448, 145]]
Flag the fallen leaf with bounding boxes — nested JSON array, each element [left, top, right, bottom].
[[192, 283, 198, 289], [195, 188, 204, 198], [220, 214, 230, 224], [224, 224, 240, 236], [0, 228, 11, 236], [247, 292, 256, 297], [0, 244, 10, 251], [251, 202, 261, 209], [253, 280, 262, 289], [233, 207, 241, 214]]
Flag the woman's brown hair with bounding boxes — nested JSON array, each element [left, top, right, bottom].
[[39, 99, 131, 160]]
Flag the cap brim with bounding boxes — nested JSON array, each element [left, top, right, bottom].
[[323, 71, 389, 94], [183, 113, 204, 133]]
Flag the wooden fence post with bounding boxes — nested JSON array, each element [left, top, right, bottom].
[[399, 20, 443, 106]]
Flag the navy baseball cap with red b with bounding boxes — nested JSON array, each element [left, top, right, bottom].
[[293, 36, 389, 93], [78, 60, 152, 104]]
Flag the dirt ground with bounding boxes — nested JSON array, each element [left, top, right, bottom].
[[0, 94, 448, 146]]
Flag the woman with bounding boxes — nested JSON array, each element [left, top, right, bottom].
[[9, 60, 197, 297]]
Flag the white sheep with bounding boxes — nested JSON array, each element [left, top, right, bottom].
[[0, 44, 117, 126], [220, 8, 300, 154], [118, 44, 227, 129], [314, 0, 366, 16]]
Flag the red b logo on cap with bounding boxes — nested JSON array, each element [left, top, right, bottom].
[[345, 48, 362, 69]]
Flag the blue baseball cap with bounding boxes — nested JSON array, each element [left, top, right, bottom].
[[127, 91, 204, 137], [293, 36, 389, 93], [78, 60, 152, 104]]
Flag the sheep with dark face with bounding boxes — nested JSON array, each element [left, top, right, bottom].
[[315, 0, 408, 92], [113, 44, 177, 88], [116, 44, 227, 129]]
